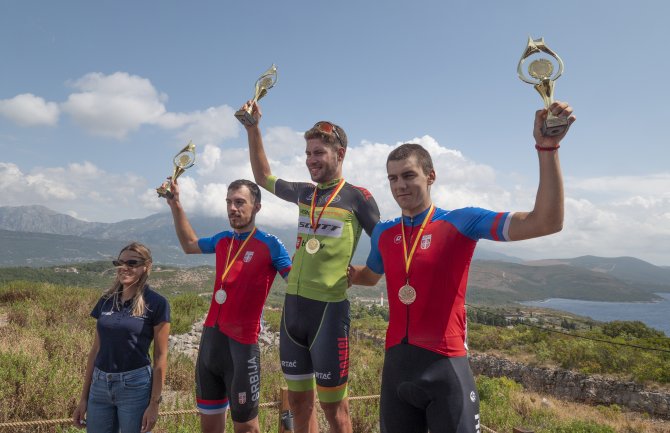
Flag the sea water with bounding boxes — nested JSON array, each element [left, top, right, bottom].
[[521, 293, 670, 336]]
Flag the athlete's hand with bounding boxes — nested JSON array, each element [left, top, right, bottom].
[[160, 178, 181, 207], [141, 403, 159, 433], [533, 101, 576, 148], [71, 399, 87, 429], [347, 265, 368, 288], [240, 100, 262, 129]]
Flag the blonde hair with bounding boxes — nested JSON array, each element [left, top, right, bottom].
[[103, 242, 153, 317]]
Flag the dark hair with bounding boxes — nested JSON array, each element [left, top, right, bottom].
[[228, 179, 261, 204], [387, 143, 434, 175], [304, 121, 348, 150]]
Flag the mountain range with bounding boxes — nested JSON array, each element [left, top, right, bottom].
[[0, 205, 519, 266], [1, 205, 669, 303]]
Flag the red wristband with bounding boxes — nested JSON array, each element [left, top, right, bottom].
[[535, 144, 560, 151]]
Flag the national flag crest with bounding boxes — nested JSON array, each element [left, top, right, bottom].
[[420, 234, 432, 249], [238, 392, 247, 404], [244, 251, 254, 263]]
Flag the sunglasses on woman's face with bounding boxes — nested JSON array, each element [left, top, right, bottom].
[[112, 259, 145, 268]]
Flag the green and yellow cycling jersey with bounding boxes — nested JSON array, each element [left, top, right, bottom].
[[265, 175, 380, 302]]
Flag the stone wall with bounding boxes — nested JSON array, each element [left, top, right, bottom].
[[168, 318, 279, 361], [169, 322, 670, 419], [470, 353, 670, 419]]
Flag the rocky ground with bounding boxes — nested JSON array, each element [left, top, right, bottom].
[[168, 317, 279, 361]]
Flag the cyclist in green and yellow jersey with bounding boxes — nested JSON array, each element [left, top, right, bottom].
[[241, 100, 380, 433]]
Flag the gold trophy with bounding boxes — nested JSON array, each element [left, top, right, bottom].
[[234, 64, 278, 127], [156, 141, 196, 199], [518, 37, 568, 136]]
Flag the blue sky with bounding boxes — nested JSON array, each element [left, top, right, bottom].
[[1, 1, 669, 265]]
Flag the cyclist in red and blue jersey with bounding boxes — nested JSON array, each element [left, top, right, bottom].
[[351, 102, 576, 433], [162, 178, 291, 433]]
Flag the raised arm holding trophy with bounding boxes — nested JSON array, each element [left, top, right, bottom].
[[156, 141, 196, 199], [518, 36, 568, 136], [234, 64, 278, 127]]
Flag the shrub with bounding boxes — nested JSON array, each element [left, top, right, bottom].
[[169, 292, 209, 334]]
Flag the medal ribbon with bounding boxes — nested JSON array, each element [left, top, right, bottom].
[[401, 204, 435, 279], [309, 178, 345, 236], [220, 227, 257, 287]]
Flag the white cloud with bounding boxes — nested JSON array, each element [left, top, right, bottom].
[[173, 106, 239, 146], [164, 130, 670, 265], [341, 135, 512, 220], [0, 161, 150, 222], [0, 93, 59, 126], [61, 72, 167, 138], [57, 71, 240, 142], [3, 124, 670, 265], [139, 175, 296, 228], [570, 174, 670, 196], [487, 177, 670, 265]]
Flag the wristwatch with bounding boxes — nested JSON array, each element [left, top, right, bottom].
[[151, 395, 163, 405]]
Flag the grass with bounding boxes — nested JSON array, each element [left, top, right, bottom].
[[2, 281, 669, 432], [466, 319, 670, 384]]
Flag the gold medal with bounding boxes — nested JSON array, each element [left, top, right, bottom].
[[305, 238, 320, 254], [398, 284, 416, 305], [306, 179, 344, 255], [215, 289, 227, 304]]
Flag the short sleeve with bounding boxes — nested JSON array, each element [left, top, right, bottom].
[[90, 297, 105, 319], [365, 223, 385, 275], [269, 236, 292, 279], [448, 207, 512, 242], [352, 186, 381, 236], [149, 293, 171, 326], [267, 176, 310, 204], [198, 231, 229, 254]]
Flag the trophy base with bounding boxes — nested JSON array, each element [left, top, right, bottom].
[[235, 109, 257, 127], [156, 187, 174, 199], [542, 116, 569, 137]]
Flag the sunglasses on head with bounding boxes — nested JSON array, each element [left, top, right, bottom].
[[113, 259, 145, 268], [313, 121, 343, 147]]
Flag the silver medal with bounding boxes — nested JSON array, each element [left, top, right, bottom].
[[398, 284, 416, 305], [215, 289, 227, 304]]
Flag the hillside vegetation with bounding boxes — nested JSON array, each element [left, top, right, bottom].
[[2, 281, 669, 432]]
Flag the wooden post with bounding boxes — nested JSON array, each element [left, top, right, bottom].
[[513, 428, 534, 433], [278, 387, 293, 433]]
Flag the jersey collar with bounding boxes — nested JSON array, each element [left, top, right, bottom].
[[232, 228, 256, 239], [317, 178, 342, 189], [401, 205, 434, 226]]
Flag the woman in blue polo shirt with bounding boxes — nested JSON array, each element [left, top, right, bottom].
[[72, 242, 171, 433]]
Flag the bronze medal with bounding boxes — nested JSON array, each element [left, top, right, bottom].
[[305, 238, 320, 254], [215, 289, 227, 304], [399, 205, 435, 307], [398, 284, 416, 305]]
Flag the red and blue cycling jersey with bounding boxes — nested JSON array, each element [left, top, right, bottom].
[[199, 228, 291, 344], [366, 206, 512, 357]]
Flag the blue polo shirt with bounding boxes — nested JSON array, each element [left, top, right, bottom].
[[91, 286, 170, 373]]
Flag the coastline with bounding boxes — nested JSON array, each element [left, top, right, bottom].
[[521, 293, 670, 335]]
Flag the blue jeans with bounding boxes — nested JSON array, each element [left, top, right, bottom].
[[87, 365, 153, 433]]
